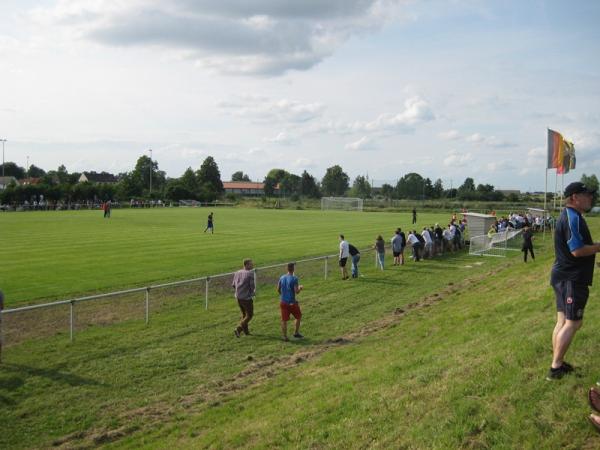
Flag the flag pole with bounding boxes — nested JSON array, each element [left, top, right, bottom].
[[544, 167, 547, 238]]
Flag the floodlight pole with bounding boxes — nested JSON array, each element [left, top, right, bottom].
[[0, 139, 6, 177], [148, 149, 153, 195]]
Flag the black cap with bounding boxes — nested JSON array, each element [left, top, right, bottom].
[[564, 182, 596, 197]]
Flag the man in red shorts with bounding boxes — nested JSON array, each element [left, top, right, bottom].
[[277, 262, 304, 341]]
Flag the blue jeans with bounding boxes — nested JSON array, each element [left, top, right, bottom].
[[351, 254, 361, 278], [377, 252, 385, 269]]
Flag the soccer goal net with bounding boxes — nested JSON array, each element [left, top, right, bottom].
[[469, 229, 523, 257], [321, 197, 364, 211]]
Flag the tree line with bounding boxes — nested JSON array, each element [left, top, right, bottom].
[[2, 156, 597, 204]]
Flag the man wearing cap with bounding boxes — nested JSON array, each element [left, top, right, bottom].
[[547, 182, 600, 380]]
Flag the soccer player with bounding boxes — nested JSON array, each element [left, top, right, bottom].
[[547, 182, 600, 380], [204, 212, 214, 233], [277, 262, 304, 341]]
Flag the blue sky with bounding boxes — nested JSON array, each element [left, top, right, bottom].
[[1, 0, 599, 191]]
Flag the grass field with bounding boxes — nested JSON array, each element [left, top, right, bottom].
[[1, 209, 599, 449], [1, 207, 454, 307]]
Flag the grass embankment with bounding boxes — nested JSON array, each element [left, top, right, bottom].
[[1, 218, 599, 448], [1, 208, 449, 307]]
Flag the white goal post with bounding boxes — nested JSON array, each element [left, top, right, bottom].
[[321, 197, 364, 211]]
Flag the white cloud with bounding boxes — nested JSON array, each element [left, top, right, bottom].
[[264, 131, 295, 145], [443, 149, 473, 167], [345, 136, 373, 151], [439, 129, 461, 140], [218, 95, 325, 123], [486, 161, 515, 172], [36, 0, 406, 76]]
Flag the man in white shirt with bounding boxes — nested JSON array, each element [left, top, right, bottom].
[[422, 227, 433, 258], [339, 234, 350, 279], [407, 231, 422, 262]]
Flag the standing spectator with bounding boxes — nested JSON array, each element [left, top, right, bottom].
[[339, 234, 350, 280], [374, 235, 385, 270], [348, 243, 361, 278], [422, 227, 433, 259], [547, 182, 600, 380], [443, 225, 454, 252], [412, 207, 417, 224], [521, 225, 535, 262], [407, 230, 422, 261], [102, 201, 109, 218], [204, 212, 214, 233], [434, 223, 444, 255], [391, 228, 405, 266], [277, 262, 304, 341], [231, 259, 256, 337]]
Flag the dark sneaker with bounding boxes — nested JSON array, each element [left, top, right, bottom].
[[234, 329, 241, 338], [293, 333, 304, 339], [561, 362, 575, 372], [546, 366, 568, 380], [589, 387, 600, 413]]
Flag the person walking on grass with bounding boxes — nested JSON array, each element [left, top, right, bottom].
[[339, 234, 350, 280], [412, 207, 417, 224], [374, 235, 385, 270], [204, 212, 214, 233], [277, 262, 304, 341], [231, 258, 255, 337], [521, 225, 535, 262], [547, 182, 600, 380]]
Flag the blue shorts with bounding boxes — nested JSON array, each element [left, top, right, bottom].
[[552, 280, 589, 321]]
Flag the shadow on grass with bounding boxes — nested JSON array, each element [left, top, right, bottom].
[[1, 363, 103, 387]]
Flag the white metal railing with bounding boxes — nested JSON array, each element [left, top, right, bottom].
[[469, 229, 523, 257], [0, 248, 378, 350]]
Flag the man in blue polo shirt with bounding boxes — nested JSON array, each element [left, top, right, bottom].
[[547, 182, 600, 380]]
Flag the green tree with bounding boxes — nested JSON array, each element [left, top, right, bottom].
[[117, 172, 143, 199], [133, 155, 166, 195], [280, 173, 302, 197], [321, 165, 349, 196], [196, 156, 224, 201], [263, 168, 289, 196], [0, 162, 26, 179], [300, 170, 321, 198], [165, 179, 194, 201], [27, 164, 46, 178], [432, 178, 444, 199], [457, 177, 477, 200], [231, 171, 251, 182], [350, 175, 372, 199], [381, 183, 395, 200], [580, 173, 599, 204], [180, 167, 199, 195], [395, 173, 424, 199]]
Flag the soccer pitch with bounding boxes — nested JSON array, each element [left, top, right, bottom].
[[1, 207, 453, 307]]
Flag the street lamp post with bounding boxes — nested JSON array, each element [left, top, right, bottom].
[[0, 139, 6, 177], [148, 149, 153, 195]]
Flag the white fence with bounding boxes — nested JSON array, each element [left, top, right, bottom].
[[0, 248, 380, 353], [469, 229, 523, 257]]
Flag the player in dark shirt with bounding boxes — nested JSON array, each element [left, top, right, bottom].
[[547, 182, 600, 380]]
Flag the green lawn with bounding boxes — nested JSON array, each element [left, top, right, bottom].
[[0, 210, 599, 449], [1, 207, 452, 307]]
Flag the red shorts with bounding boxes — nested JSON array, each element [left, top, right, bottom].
[[280, 302, 302, 321]]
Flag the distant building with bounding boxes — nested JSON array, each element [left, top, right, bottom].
[[223, 181, 279, 196], [78, 172, 119, 184], [20, 177, 42, 186], [0, 176, 17, 190]]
